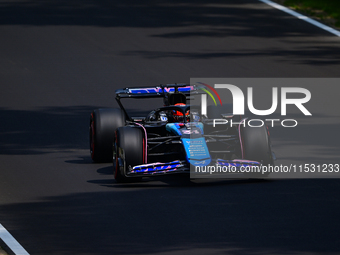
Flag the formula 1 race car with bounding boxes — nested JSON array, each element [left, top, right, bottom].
[[89, 84, 275, 182]]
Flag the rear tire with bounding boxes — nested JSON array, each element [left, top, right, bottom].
[[240, 124, 274, 178], [114, 127, 144, 183], [90, 108, 125, 163]]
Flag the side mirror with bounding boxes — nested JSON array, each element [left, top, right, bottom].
[[221, 113, 234, 119]]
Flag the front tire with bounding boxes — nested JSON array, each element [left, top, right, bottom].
[[114, 127, 144, 183]]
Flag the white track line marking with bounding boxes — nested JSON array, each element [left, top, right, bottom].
[[0, 224, 29, 255], [259, 0, 340, 37]]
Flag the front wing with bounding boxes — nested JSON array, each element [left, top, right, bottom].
[[125, 159, 261, 177]]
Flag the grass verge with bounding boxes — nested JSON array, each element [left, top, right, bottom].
[[275, 0, 340, 28], [0, 247, 8, 255]]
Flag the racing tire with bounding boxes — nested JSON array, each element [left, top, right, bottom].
[[240, 124, 274, 178], [114, 127, 143, 183], [90, 108, 125, 163]]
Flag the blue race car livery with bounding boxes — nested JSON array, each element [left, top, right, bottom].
[[89, 84, 275, 182]]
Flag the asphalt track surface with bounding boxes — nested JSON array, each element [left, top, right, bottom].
[[1, 0, 340, 254]]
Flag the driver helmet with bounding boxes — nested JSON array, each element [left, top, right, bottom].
[[172, 103, 190, 122]]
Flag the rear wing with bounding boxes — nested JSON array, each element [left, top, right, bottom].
[[115, 83, 196, 99], [115, 83, 204, 120]]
